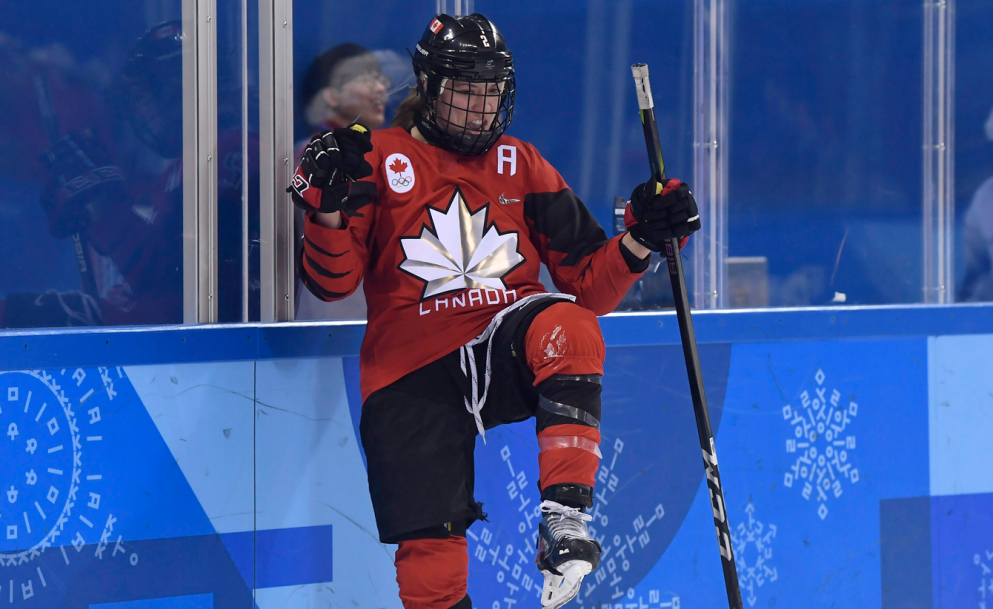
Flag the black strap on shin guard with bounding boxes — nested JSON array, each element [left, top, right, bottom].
[[538, 395, 601, 429], [536, 373, 603, 431], [542, 482, 594, 510]]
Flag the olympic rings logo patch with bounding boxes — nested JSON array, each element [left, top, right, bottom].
[[385, 153, 415, 194]]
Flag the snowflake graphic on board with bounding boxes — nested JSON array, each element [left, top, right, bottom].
[[781, 368, 859, 520], [399, 187, 524, 299], [976, 546, 993, 608], [731, 501, 777, 607]]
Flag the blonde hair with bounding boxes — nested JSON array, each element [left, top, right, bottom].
[[391, 87, 425, 130]]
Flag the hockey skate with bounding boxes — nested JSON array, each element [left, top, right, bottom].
[[536, 500, 602, 609]]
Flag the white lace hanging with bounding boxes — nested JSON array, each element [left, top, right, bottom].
[[459, 292, 576, 442]]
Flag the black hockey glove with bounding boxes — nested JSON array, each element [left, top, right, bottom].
[[624, 178, 701, 251], [38, 130, 125, 239], [288, 123, 377, 216]]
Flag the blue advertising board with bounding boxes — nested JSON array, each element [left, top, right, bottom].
[[0, 304, 992, 608]]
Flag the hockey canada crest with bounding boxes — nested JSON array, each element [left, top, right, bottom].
[[385, 153, 415, 194], [399, 187, 524, 300]]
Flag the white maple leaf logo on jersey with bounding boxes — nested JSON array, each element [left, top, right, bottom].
[[400, 187, 524, 299]]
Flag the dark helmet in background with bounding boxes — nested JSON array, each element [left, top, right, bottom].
[[412, 13, 515, 156], [120, 21, 184, 159]]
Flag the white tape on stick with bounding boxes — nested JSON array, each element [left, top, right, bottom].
[[631, 63, 654, 110]]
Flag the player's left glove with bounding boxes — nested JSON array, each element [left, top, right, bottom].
[[624, 178, 701, 252]]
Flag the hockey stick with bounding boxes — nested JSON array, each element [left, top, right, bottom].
[[33, 73, 100, 301], [630, 63, 743, 609]]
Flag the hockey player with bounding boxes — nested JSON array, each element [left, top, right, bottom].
[[290, 13, 700, 609], [295, 44, 391, 321]]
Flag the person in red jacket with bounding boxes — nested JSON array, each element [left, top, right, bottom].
[[289, 13, 700, 609]]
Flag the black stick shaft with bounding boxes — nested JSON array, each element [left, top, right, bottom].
[[34, 74, 99, 301], [631, 63, 743, 609]]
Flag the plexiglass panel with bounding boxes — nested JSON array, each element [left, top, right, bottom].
[[0, 0, 187, 328], [217, 0, 261, 322], [728, 0, 923, 307], [955, 0, 993, 303]]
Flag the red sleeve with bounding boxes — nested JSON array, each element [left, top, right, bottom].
[[298, 149, 379, 302], [521, 144, 645, 315]]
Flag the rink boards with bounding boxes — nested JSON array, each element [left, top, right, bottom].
[[1, 304, 992, 609]]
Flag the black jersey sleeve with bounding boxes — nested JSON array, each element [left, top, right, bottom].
[[521, 144, 645, 315]]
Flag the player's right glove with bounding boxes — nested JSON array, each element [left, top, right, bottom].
[[288, 123, 377, 216], [38, 130, 125, 239], [624, 178, 701, 251]]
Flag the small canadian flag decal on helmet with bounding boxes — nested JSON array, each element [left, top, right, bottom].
[[429, 18, 444, 34]]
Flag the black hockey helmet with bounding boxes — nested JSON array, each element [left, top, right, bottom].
[[120, 21, 184, 158], [411, 13, 514, 156]]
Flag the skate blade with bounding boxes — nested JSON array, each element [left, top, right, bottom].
[[540, 560, 594, 609]]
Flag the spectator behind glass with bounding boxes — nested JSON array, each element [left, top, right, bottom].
[[959, 101, 993, 302], [294, 44, 390, 320], [300, 44, 389, 135]]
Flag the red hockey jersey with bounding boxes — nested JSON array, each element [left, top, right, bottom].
[[298, 127, 646, 401]]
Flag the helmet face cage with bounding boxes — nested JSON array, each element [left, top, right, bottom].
[[123, 73, 183, 158], [415, 70, 515, 156], [121, 22, 184, 158]]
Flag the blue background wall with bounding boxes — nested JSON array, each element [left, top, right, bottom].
[[2, 304, 992, 608]]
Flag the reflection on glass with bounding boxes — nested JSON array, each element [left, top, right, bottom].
[[960, 164, 993, 301], [0, 3, 257, 329], [729, 0, 923, 307], [1, 10, 186, 329], [217, 0, 260, 322], [955, 0, 993, 302], [299, 45, 392, 138]]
